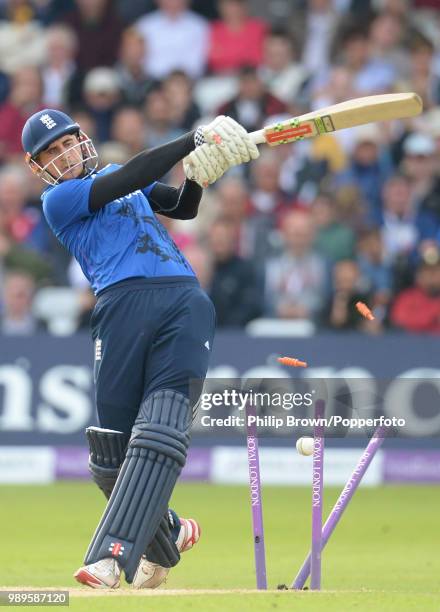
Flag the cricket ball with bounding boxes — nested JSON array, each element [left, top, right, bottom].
[[296, 437, 314, 456]]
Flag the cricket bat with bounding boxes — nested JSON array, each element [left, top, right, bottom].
[[250, 93, 423, 146]]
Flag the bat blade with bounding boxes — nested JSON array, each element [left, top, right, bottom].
[[251, 93, 423, 146]]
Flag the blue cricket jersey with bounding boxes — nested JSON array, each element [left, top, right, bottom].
[[42, 164, 195, 294]]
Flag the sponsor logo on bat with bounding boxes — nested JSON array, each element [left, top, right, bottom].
[[266, 121, 314, 143]]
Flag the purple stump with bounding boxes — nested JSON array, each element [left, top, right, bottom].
[[310, 399, 325, 590], [245, 403, 267, 590], [292, 425, 387, 590]]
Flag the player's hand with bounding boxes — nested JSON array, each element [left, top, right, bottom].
[[183, 142, 230, 188], [187, 116, 260, 187], [196, 115, 260, 166]]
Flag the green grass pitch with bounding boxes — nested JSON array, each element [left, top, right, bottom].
[[0, 482, 439, 611]]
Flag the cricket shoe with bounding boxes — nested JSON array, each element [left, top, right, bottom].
[[74, 557, 121, 589], [132, 517, 201, 589]]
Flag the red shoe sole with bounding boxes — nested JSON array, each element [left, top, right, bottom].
[[74, 568, 119, 589]]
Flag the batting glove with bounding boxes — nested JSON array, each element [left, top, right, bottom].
[[195, 115, 260, 166], [183, 142, 230, 188]]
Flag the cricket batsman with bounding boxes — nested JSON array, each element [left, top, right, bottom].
[[21, 109, 259, 589]]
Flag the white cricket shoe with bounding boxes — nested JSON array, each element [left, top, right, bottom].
[[74, 557, 121, 589], [132, 517, 201, 589]]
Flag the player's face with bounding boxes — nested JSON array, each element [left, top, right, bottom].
[[38, 134, 84, 181]]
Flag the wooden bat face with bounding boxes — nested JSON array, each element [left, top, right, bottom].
[[254, 93, 423, 147]]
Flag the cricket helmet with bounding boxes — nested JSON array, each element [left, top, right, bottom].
[[22, 109, 98, 185]]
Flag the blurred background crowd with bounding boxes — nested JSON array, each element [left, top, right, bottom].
[[1, 0, 440, 336]]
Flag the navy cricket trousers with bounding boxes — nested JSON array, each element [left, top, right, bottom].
[[90, 276, 216, 435]]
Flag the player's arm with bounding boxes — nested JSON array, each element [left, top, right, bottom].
[[89, 116, 259, 211], [148, 180, 202, 220], [89, 131, 197, 211]]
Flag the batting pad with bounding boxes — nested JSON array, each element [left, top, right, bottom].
[[84, 390, 190, 582], [86, 425, 180, 568], [86, 427, 129, 499]]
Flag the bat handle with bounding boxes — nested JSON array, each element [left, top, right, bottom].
[[249, 128, 267, 145]]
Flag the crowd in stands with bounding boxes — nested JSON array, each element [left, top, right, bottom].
[[1, 0, 440, 335]]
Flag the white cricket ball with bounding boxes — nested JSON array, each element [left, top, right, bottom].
[[296, 437, 314, 456]]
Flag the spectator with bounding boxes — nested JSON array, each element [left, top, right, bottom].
[[0, 0, 38, 22], [391, 248, 440, 334], [143, 87, 184, 148], [41, 25, 77, 108], [207, 217, 261, 327], [259, 29, 309, 108], [115, 27, 156, 107], [0, 11, 46, 73], [381, 173, 438, 265], [377, 0, 410, 18], [82, 67, 122, 143], [320, 259, 375, 331], [413, 0, 440, 7], [215, 176, 249, 227], [312, 64, 358, 112], [162, 70, 201, 130], [401, 131, 440, 219], [98, 141, 131, 167], [336, 124, 394, 224], [211, 176, 249, 254], [0, 270, 41, 335], [116, 0, 156, 24], [301, 0, 339, 76], [217, 66, 286, 133], [0, 238, 53, 286], [135, 0, 209, 79], [182, 242, 213, 291], [248, 0, 296, 23], [0, 165, 49, 255], [70, 109, 97, 141], [336, 25, 397, 95], [247, 151, 293, 263], [357, 228, 392, 308], [0, 66, 43, 162], [207, 0, 267, 74], [368, 11, 407, 77], [265, 210, 326, 320], [312, 192, 356, 262], [110, 107, 147, 156], [332, 184, 369, 233], [37, 0, 75, 25], [249, 151, 290, 219], [395, 35, 440, 110], [0, 0, 75, 23], [63, 0, 124, 73]]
